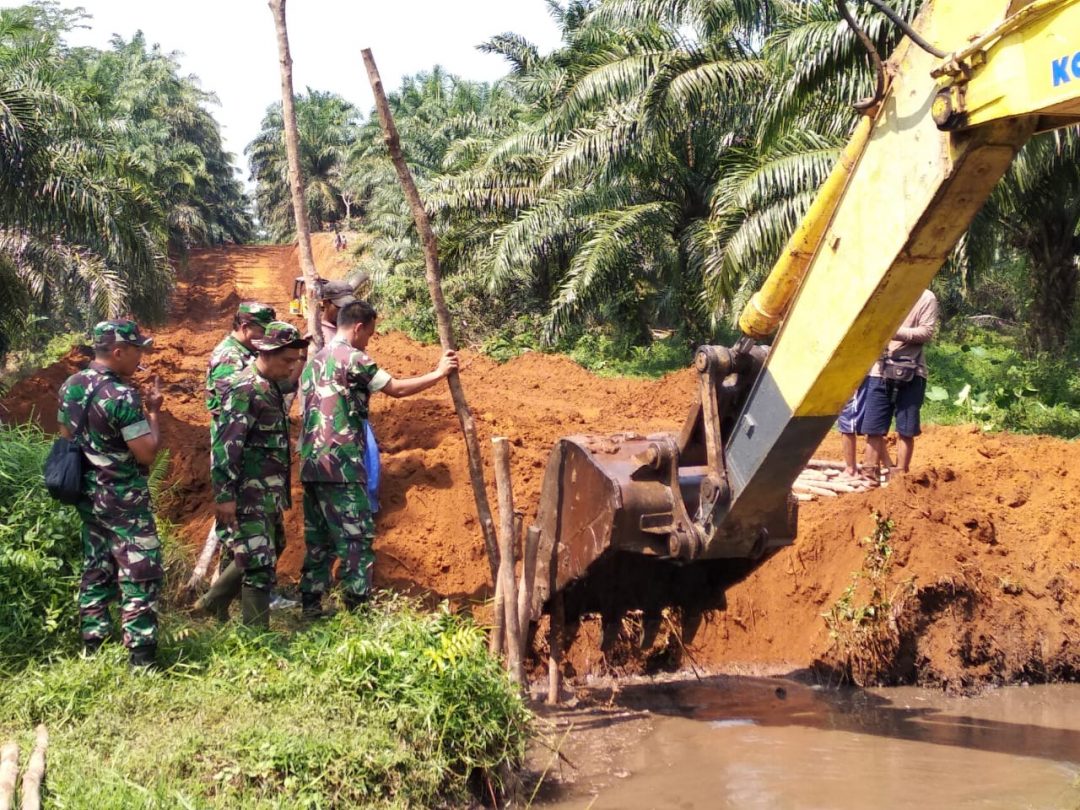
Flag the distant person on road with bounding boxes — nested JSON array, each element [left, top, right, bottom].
[[863, 289, 940, 478], [57, 320, 163, 668], [198, 322, 308, 629], [298, 300, 458, 617], [316, 280, 358, 346]]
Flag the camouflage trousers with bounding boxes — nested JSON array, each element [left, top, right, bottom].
[[301, 482, 375, 598], [77, 503, 163, 650], [217, 510, 280, 592]]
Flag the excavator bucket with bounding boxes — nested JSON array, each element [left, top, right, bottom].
[[531, 432, 704, 609], [528, 342, 793, 619]]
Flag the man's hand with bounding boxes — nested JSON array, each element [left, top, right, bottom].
[[436, 350, 459, 378], [144, 375, 163, 414], [215, 500, 239, 532]]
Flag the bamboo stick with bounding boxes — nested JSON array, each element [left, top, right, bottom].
[[488, 576, 505, 656], [0, 741, 17, 810], [517, 525, 541, 667], [19, 725, 47, 810], [792, 483, 839, 498], [547, 591, 565, 705], [363, 49, 500, 584], [492, 438, 524, 685], [807, 459, 847, 471]]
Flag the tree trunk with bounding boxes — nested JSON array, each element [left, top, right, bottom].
[[268, 0, 322, 348], [1028, 253, 1078, 353], [362, 48, 500, 583]]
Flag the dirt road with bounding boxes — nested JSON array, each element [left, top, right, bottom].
[[4, 236, 1079, 690]]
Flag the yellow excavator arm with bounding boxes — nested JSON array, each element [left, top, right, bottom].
[[531, 0, 1080, 611]]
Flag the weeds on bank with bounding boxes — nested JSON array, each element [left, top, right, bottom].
[[0, 601, 529, 808], [823, 513, 916, 685]]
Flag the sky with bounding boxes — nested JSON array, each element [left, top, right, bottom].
[[5, 0, 564, 179]]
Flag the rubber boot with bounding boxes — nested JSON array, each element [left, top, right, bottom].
[[342, 591, 369, 612], [240, 585, 271, 631], [129, 644, 157, 670], [194, 562, 242, 621], [301, 591, 325, 620]]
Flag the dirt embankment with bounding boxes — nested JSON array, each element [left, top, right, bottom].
[[4, 237, 1079, 691]]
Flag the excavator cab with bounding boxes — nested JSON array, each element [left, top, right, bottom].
[[289, 277, 307, 318]]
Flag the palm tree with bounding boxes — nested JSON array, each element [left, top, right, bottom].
[[246, 90, 359, 242]]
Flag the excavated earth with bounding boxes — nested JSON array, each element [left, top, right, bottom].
[[4, 237, 1080, 692]]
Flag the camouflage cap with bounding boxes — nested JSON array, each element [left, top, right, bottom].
[[236, 301, 276, 327], [251, 321, 308, 352], [92, 319, 153, 349], [318, 280, 357, 307]]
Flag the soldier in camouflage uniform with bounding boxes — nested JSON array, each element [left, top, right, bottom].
[[205, 302, 277, 421], [57, 320, 164, 668], [202, 302, 285, 620], [198, 322, 307, 629], [299, 300, 457, 616]]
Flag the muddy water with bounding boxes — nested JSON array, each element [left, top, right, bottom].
[[539, 677, 1080, 809]]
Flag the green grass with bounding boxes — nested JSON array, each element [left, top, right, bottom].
[[0, 602, 530, 808], [0, 425, 531, 807]]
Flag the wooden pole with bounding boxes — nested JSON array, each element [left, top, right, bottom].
[[269, 0, 323, 348], [362, 48, 499, 582], [517, 525, 541, 666], [547, 590, 565, 704], [492, 437, 524, 685], [19, 726, 46, 810], [488, 576, 505, 656], [0, 741, 17, 810]]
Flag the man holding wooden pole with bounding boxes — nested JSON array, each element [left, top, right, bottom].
[[298, 300, 458, 616]]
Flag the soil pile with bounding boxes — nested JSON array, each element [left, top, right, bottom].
[[4, 238, 1079, 689]]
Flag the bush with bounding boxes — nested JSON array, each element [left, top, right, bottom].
[[0, 424, 83, 672], [922, 333, 1080, 437], [0, 599, 531, 808]]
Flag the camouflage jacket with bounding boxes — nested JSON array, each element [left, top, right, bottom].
[[57, 362, 152, 515], [205, 334, 256, 416], [300, 335, 391, 483], [211, 364, 292, 513]]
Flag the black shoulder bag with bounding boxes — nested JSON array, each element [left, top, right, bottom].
[[44, 378, 109, 505]]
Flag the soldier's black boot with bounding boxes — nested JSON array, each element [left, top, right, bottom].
[[83, 637, 105, 656], [240, 585, 271, 631], [301, 591, 325, 619], [342, 591, 369, 612], [193, 562, 242, 622], [129, 644, 157, 669]]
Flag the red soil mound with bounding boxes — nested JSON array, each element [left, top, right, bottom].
[[4, 237, 1079, 689]]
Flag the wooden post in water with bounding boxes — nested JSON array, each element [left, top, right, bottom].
[[362, 48, 500, 584], [492, 437, 524, 685]]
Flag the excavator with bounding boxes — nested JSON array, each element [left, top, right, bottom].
[[529, 0, 1080, 619]]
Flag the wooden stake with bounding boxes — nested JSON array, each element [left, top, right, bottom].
[[517, 525, 541, 666], [547, 590, 565, 705], [488, 576, 505, 656], [0, 741, 17, 810], [492, 437, 524, 685], [19, 726, 46, 810], [362, 48, 499, 583], [268, 0, 323, 348]]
